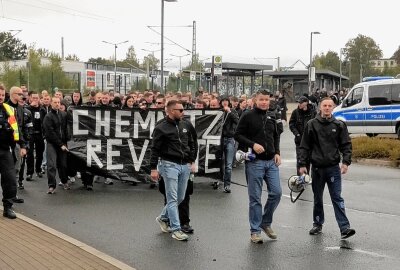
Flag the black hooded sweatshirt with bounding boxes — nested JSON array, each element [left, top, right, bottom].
[[299, 114, 352, 168]]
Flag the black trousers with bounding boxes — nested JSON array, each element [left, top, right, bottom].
[[0, 148, 17, 208], [27, 133, 45, 175], [18, 156, 26, 182], [160, 177, 193, 225], [81, 172, 94, 186], [47, 143, 68, 188]]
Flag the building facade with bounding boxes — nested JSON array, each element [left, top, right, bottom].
[[0, 58, 170, 94]]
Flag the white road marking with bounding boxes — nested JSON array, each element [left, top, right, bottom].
[[325, 247, 392, 259]]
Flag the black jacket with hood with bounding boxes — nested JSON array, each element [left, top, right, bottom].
[[299, 114, 352, 168], [43, 108, 69, 147]]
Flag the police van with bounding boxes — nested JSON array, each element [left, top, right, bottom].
[[333, 77, 400, 138]]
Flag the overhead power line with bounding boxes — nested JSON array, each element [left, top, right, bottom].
[[4, 0, 112, 22], [147, 25, 191, 54], [33, 0, 113, 21]]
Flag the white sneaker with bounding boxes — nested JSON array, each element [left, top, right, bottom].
[[155, 216, 169, 233], [69, 176, 76, 183], [76, 172, 81, 179], [172, 230, 189, 241], [104, 178, 114, 185]]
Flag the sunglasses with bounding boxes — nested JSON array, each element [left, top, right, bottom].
[[173, 109, 184, 113], [156, 102, 164, 105]]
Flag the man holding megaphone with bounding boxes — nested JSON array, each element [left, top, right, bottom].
[[234, 90, 281, 244], [299, 97, 355, 239]]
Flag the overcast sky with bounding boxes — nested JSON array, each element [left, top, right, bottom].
[[1, 0, 399, 72]]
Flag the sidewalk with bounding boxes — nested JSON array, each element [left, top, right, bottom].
[[0, 209, 135, 270]]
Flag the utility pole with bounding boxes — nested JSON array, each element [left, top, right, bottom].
[[102, 40, 129, 92], [171, 53, 190, 91]]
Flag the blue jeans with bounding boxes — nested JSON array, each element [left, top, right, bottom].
[[245, 159, 282, 233], [311, 165, 350, 232], [158, 160, 190, 232], [223, 137, 235, 187]]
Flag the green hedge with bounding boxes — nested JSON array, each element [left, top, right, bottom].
[[352, 137, 400, 161]]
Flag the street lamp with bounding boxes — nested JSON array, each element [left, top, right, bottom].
[[102, 40, 129, 93], [309, 31, 320, 95], [161, 0, 177, 93], [141, 48, 161, 55], [171, 53, 190, 91], [339, 48, 345, 91]]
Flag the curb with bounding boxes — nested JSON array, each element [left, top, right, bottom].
[[2, 207, 136, 270], [353, 158, 400, 168]]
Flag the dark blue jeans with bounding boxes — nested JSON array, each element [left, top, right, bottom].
[[311, 165, 351, 232], [223, 137, 235, 187]]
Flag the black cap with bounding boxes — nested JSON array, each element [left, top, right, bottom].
[[298, 96, 309, 103]]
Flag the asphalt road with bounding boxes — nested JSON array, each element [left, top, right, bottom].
[[15, 127, 400, 270]]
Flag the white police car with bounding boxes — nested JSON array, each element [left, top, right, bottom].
[[333, 76, 400, 138]]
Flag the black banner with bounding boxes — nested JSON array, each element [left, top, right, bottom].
[[68, 107, 223, 182]]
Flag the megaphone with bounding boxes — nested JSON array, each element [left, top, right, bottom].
[[235, 148, 256, 164], [288, 174, 312, 203]]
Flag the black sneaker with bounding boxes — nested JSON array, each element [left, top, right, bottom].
[[36, 172, 43, 178], [341, 228, 356, 239], [181, 224, 194, 234], [309, 225, 322, 235], [3, 208, 16, 219], [86, 185, 93, 191], [26, 175, 33, 181], [223, 186, 231, 193], [12, 197, 24, 203]]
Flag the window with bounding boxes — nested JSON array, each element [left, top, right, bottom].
[[368, 84, 391, 106], [377, 61, 381, 66], [391, 84, 400, 104], [344, 87, 364, 107], [391, 61, 394, 66]]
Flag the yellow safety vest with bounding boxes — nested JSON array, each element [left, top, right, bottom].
[[2, 103, 19, 141]]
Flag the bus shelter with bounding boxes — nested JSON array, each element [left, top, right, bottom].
[[204, 62, 273, 96]]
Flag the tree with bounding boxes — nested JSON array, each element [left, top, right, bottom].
[[65, 54, 80, 61], [121, 45, 139, 68], [0, 31, 28, 61], [36, 48, 59, 58], [0, 48, 77, 91], [313, 51, 340, 73], [182, 54, 204, 72], [140, 54, 159, 72], [392, 45, 400, 65], [343, 34, 383, 83], [87, 57, 113, 65]]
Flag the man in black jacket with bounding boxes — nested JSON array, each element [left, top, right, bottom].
[[26, 91, 45, 181], [16, 96, 33, 189], [234, 90, 282, 244], [43, 96, 69, 194], [220, 97, 239, 193], [150, 100, 198, 241], [289, 96, 316, 175], [299, 97, 355, 239]]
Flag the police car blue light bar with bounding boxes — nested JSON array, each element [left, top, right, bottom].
[[362, 76, 394, 82]]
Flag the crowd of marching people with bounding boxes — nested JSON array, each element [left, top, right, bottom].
[[1, 83, 354, 243]]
